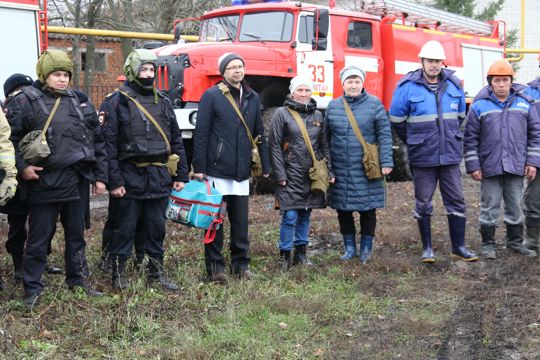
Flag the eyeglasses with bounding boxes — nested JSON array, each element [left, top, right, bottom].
[[225, 65, 245, 71]]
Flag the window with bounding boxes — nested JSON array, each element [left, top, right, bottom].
[[200, 15, 239, 42], [81, 51, 107, 72], [298, 15, 314, 44], [239, 11, 294, 42], [347, 21, 372, 50]]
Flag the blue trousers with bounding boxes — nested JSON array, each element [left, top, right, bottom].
[[279, 209, 312, 251], [411, 165, 466, 218]]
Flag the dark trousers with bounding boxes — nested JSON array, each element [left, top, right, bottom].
[[109, 197, 168, 260], [336, 209, 377, 236], [205, 195, 250, 276], [102, 197, 145, 258], [23, 183, 89, 295], [411, 165, 466, 218], [6, 213, 55, 260]]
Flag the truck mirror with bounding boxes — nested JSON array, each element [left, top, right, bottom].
[[312, 9, 329, 50]]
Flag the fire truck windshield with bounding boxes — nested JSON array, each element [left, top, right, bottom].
[[200, 15, 239, 42], [239, 11, 293, 42]]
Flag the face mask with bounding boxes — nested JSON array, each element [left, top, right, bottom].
[[137, 77, 155, 89]]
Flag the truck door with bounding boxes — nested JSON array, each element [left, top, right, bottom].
[[295, 11, 334, 109], [461, 44, 503, 99], [342, 20, 382, 100]]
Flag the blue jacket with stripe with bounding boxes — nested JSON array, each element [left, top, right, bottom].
[[389, 68, 466, 167], [464, 84, 540, 178]]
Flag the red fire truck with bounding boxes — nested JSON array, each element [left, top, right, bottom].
[[152, 0, 505, 180], [0, 0, 47, 101]]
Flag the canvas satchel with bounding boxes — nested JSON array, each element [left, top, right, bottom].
[[118, 90, 179, 176], [218, 83, 263, 177], [342, 98, 383, 180], [19, 97, 61, 165], [287, 108, 329, 194]]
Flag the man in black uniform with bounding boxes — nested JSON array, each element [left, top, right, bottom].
[[9, 50, 107, 307], [100, 49, 189, 290], [1, 74, 62, 285]]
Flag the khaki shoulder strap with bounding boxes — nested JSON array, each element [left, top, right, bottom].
[[286, 108, 317, 164], [40, 97, 61, 141], [342, 98, 369, 151], [218, 83, 260, 148], [118, 90, 171, 153]]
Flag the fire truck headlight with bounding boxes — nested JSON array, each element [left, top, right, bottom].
[[189, 111, 197, 126]]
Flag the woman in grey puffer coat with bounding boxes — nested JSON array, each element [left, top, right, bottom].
[[269, 76, 332, 272]]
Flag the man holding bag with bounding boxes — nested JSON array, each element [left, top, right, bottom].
[[325, 65, 393, 264], [100, 49, 189, 290], [193, 53, 270, 283]]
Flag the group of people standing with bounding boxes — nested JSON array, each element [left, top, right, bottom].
[[0, 39, 539, 308]]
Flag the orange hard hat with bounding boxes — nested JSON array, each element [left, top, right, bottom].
[[487, 59, 515, 77]]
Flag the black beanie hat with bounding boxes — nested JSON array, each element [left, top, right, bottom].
[[4, 73, 33, 97], [218, 53, 244, 75]]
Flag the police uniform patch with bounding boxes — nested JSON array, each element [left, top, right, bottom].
[[98, 111, 106, 125]]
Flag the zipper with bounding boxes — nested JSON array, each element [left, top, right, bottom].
[[214, 140, 224, 165]]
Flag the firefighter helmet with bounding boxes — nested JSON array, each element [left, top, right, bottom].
[[418, 40, 446, 60], [486, 59, 515, 77], [36, 50, 73, 83], [123, 49, 157, 82]]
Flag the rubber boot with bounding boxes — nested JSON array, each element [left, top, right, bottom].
[[506, 223, 537, 257], [340, 234, 357, 260], [134, 252, 145, 272], [112, 257, 129, 290], [480, 224, 497, 260], [99, 253, 113, 274], [448, 215, 478, 262], [147, 256, 179, 291], [417, 217, 434, 263], [11, 254, 23, 282], [359, 235, 374, 264], [293, 245, 313, 266], [279, 250, 292, 273], [524, 217, 540, 252]]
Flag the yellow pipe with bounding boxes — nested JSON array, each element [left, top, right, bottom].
[[505, 48, 540, 54], [507, 0, 525, 62], [45, 25, 199, 42]]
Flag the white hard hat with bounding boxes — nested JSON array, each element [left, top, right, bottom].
[[418, 40, 446, 60]]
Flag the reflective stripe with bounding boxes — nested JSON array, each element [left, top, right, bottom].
[[528, 147, 540, 156], [389, 114, 407, 123], [442, 112, 460, 120], [479, 109, 502, 118], [464, 150, 477, 156], [465, 154, 479, 161], [408, 114, 437, 123], [508, 108, 528, 114]]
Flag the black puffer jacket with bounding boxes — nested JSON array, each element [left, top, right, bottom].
[[193, 81, 270, 181], [268, 97, 331, 210]]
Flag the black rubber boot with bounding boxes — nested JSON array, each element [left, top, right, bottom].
[[524, 217, 540, 252], [112, 257, 129, 290], [279, 250, 292, 273], [506, 223, 537, 257], [417, 217, 434, 263], [11, 254, 23, 282], [448, 215, 478, 262], [480, 224, 497, 260], [147, 256, 179, 291], [293, 245, 313, 266]]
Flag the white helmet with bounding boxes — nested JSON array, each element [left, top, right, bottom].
[[418, 40, 446, 60]]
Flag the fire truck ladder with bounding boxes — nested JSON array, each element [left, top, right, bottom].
[[359, 0, 496, 37]]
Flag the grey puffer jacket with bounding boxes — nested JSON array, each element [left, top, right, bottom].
[[268, 97, 331, 210]]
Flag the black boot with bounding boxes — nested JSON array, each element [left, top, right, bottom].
[[506, 223, 537, 257], [11, 254, 23, 282], [147, 256, 179, 291], [99, 253, 113, 274], [0, 274, 4, 290], [417, 217, 434, 263], [448, 215, 478, 262], [480, 224, 497, 260], [134, 252, 145, 272], [524, 217, 540, 252], [293, 245, 313, 266], [112, 257, 129, 290], [279, 250, 292, 273]]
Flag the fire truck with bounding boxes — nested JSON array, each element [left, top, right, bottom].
[[0, 0, 46, 101], [152, 0, 505, 181]]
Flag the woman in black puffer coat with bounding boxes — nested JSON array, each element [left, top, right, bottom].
[[269, 76, 332, 272]]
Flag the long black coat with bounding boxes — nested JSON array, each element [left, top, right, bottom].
[[268, 97, 331, 210], [193, 81, 270, 181]]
